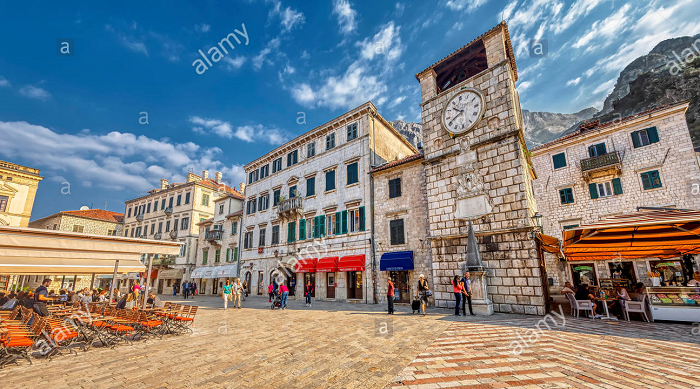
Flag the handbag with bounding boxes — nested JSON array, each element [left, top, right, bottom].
[[425, 290, 433, 297]]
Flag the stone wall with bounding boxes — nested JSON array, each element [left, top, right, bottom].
[[29, 214, 122, 236]]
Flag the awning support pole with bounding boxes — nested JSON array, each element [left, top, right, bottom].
[[109, 260, 119, 303], [143, 254, 153, 309], [60, 275, 65, 290], [90, 273, 95, 290], [20, 275, 25, 291]]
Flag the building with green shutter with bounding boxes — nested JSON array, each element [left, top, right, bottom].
[[530, 101, 700, 293], [240, 102, 418, 302]]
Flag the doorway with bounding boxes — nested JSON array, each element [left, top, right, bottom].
[[244, 272, 252, 294], [608, 261, 637, 285], [157, 280, 164, 294], [286, 271, 297, 296], [347, 271, 363, 300], [326, 273, 335, 299], [212, 279, 219, 295], [570, 263, 597, 287], [257, 271, 264, 295], [389, 271, 410, 303], [304, 273, 316, 297]]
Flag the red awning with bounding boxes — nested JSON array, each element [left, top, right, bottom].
[[139, 269, 158, 279], [316, 256, 339, 272], [295, 258, 317, 273], [338, 255, 365, 272]]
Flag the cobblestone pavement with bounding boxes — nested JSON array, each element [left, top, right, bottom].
[[3, 297, 699, 389], [389, 308, 700, 389]]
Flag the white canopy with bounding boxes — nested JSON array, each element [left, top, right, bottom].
[[216, 264, 237, 278], [0, 226, 181, 275], [191, 267, 205, 279], [202, 266, 220, 279], [158, 268, 184, 279]]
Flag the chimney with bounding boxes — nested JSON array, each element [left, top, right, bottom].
[[215, 171, 222, 184], [186, 172, 201, 183], [202, 170, 209, 180], [160, 179, 169, 189], [239, 182, 246, 195]]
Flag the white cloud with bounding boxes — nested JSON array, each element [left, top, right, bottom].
[[189, 116, 287, 145], [194, 23, 210, 33], [189, 116, 234, 139], [553, 0, 605, 34], [119, 35, 149, 55], [572, 4, 631, 49], [291, 83, 316, 105], [388, 96, 406, 108], [0, 76, 10, 88], [253, 38, 281, 69], [566, 77, 581, 86], [19, 85, 51, 101], [357, 21, 404, 61], [333, 0, 358, 35], [395, 2, 405, 17], [592, 77, 617, 95], [517, 81, 533, 92], [445, 0, 489, 13], [501, 1, 518, 21], [268, 0, 305, 33], [223, 56, 247, 70]]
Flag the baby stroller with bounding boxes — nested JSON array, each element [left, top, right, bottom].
[[270, 292, 282, 310]]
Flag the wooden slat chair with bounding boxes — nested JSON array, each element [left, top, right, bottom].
[[173, 306, 197, 334], [0, 314, 36, 367], [135, 311, 164, 339], [105, 310, 135, 346], [41, 314, 82, 359]]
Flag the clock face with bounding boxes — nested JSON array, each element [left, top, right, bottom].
[[442, 88, 485, 135]]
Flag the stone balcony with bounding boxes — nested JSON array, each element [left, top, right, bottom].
[[580, 150, 622, 181], [277, 196, 303, 220], [206, 229, 223, 244]]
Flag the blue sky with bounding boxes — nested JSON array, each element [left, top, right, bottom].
[[1, 0, 698, 220]]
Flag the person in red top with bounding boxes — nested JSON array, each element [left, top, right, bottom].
[[387, 277, 395, 314]]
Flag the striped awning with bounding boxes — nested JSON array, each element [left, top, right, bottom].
[[562, 208, 700, 261]]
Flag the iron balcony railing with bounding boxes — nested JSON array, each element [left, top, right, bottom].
[[206, 230, 223, 241], [580, 151, 621, 172], [169, 230, 178, 239], [152, 256, 175, 266], [154, 232, 162, 240], [135, 214, 144, 222], [164, 207, 173, 216], [277, 196, 303, 214]]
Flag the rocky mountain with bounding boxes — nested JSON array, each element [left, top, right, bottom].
[[523, 108, 598, 147], [391, 119, 423, 149]]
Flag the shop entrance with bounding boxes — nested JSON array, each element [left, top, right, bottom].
[[244, 272, 252, 294], [326, 273, 335, 299], [285, 271, 296, 296], [304, 273, 316, 297], [389, 271, 410, 303], [608, 261, 637, 285], [570, 263, 597, 287], [199, 279, 207, 295], [212, 279, 219, 295], [257, 271, 264, 295], [347, 271, 363, 300]]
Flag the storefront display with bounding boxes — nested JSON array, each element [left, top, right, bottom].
[[647, 286, 700, 322], [571, 264, 597, 287], [649, 260, 687, 286]]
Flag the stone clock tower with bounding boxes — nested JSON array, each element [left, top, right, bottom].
[[416, 21, 547, 315]]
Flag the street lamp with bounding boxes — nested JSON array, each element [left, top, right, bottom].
[[530, 212, 543, 239]]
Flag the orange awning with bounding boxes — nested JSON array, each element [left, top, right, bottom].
[[563, 208, 700, 261], [537, 233, 562, 255]]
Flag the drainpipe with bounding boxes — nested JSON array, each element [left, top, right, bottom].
[[370, 114, 378, 305]]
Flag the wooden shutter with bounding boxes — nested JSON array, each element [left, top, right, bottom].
[[612, 178, 623, 195], [335, 212, 341, 235], [588, 183, 599, 199], [647, 126, 659, 144], [641, 172, 652, 189], [299, 219, 305, 240], [319, 216, 326, 237], [226, 248, 230, 262], [341, 210, 348, 234], [631, 131, 641, 148], [552, 153, 566, 169], [233, 247, 238, 262], [359, 206, 365, 231]]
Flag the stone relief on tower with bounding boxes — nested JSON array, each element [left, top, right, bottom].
[[455, 136, 493, 219]]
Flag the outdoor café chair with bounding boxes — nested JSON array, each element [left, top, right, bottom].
[[566, 293, 594, 318], [623, 294, 652, 322], [173, 306, 197, 334]]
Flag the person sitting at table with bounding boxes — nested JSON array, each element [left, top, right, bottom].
[[613, 285, 631, 314], [125, 292, 137, 309], [0, 292, 7, 306], [59, 289, 68, 302], [70, 291, 80, 303], [97, 290, 108, 303], [80, 289, 92, 305], [116, 294, 127, 309], [561, 282, 575, 295], [0, 293, 18, 311], [575, 284, 597, 318], [23, 292, 36, 309], [147, 292, 163, 308], [687, 271, 700, 286]]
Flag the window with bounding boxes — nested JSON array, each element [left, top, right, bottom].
[[287, 221, 296, 242], [271, 225, 280, 245], [641, 170, 662, 190], [168, 197, 174, 209], [272, 158, 283, 173], [0, 195, 8, 212], [273, 189, 281, 207], [287, 150, 298, 167], [219, 203, 225, 214], [180, 244, 187, 257], [173, 218, 179, 231], [202, 193, 210, 206], [153, 201, 158, 212], [307, 218, 315, 239], [552, 152, 567, 169], [388, 178, 402, 198], [161, 199, 166, 210], [390, 219, 405, 245], [176, 194, 182, 206], [135, 226, 142, 237], [130, 229, 135, 237], [632, 127, 659, 148], [348, 209, 359, 232], [233, 247, 238, 262], [165, 220, 170, 232], [146, 203, 151, 213], [231, 221, 238, 235], [244, 231, 254, 249], [246, 199, 257, 215], [260, 164, 269, 179], [259, 193, 269, 211], [307, 142, 316, 158], [181, 218, 189, 231], [289, 185, 297, 198], [127, 207, 132, 218], [248, 170, 259, 184], [259, 227, 266, 247], [587, 142, 607, 157], [306, 177, 315, 197], [588, 179, 622, 198], [325, 170, 336, 191], [215, 249, 221, 263], [563, 224, 579, 230], [347, 122, 358, 141], [203, 249, 208, 265], [326, 214, 336, 236], [185, 192, 191, 204], [559, 188, 574, 204], [158, 222, 162, 233], [326, 133, 336, 150], [73, 225, 84, 233], [347, 162, 359, 185], [150, 224, 155, 235], [124, 229, 129, 237]]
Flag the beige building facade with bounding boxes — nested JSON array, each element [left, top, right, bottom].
[[530, 102, 700, 293], [241, 102, 417, 303], [416, 22, 547, 315]]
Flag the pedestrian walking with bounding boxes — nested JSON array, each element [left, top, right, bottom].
[[233, 278, 243, 309], [191, 281, 197, 297], [182, 280, 189, 299], [387, 277, 395, 314], [304, 281, 313, 307], [222, 280, 233, 310], [460, 271, 475, 316], [451, 275, 462, 316], [416, 274, 430, 317], [268, 283, 274, 302], [242, 280, 248, 301], [280, 283, 289, 310]]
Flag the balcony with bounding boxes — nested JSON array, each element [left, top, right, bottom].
[[164, 207, 173, 216], [152, 256, 176, 266], [154, 232, 162, 240], [580, 151, 622, 181], [135, 214, 144, 222], [206, 229, 223, 243], [169, 230, 178, 239], [277, 196, 303, 220]]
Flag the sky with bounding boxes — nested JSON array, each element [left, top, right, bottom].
[[1, 0, 699, 221]]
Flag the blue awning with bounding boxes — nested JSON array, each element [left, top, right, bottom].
[[380, 251, 414, 271]]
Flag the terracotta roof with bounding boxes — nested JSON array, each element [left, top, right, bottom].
[[197, 179, 245, 200], [61, 209, 124, 223], [226, 210, 243, 218], [197, 218, 213, 226], [530, 101, 691, 152], [415, 21, 517, 82], [371, 153, 424, 173]]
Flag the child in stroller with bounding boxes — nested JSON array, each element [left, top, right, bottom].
[[271, 291, 282, 310]]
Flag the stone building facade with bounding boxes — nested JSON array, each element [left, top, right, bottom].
[[416, 22, 547, 315], [192, 194, 243, 295], [123, 170, 244, 295], [371, 153, 434, 305], [530, 101, 700, 292], [241, 102, 417, 303], [29, 209, 124, 236]]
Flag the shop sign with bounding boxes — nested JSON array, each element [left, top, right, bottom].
[[573, 266, 593, 272]]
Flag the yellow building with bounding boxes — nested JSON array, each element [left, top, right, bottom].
[[0, 160, 43, 227]]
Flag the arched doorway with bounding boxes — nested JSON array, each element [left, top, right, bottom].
[[244, 272, 252, 295]]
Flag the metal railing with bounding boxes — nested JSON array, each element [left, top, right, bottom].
[[169, 230, 178, 239], [154, 232, 162, 240], [135, 214, 144, 222], [277, 196, 303, 214], [206, 230, 223, 241], [164, 207, 173, 216], [580, 151, 621, 172]]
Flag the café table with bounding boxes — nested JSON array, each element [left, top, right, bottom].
[[593, 297, 619, 320]]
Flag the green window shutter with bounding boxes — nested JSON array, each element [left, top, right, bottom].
[[359, 206, 365, 231], [641, 172, 652, 190], [287, 222, 296, 242], [233, 247, 238, 262], [597, 143, 607, 155], [299, 219, 305, 240], [588, 183, 599, 199], [203, 250, 208, 265], [631, 131, 641, 148], [552, 153, 567, 169], [313, 216, 318, 238], [341, 210, 348, 234], [612, 178, 623, 195], [319, 216, 326, 237], [226, 248, 230, 262], [647, 126, 659, 144], [335, 212, 341, 235]]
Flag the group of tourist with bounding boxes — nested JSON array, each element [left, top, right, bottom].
[[564, 281, 645, 318], [266, 279, 291, 310], [221, 279, 244, 310], [386, 274, 433, 317], [180, 280, 198, 299]]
